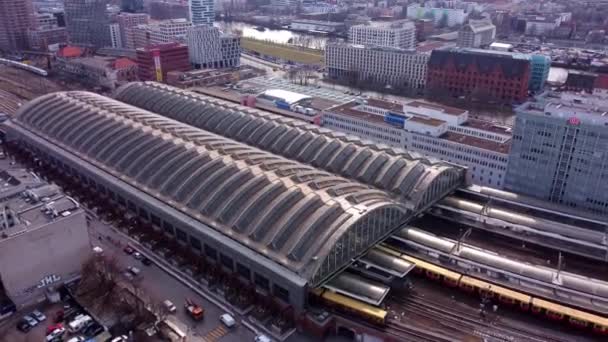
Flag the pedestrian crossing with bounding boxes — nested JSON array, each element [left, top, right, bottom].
[[203, 324, 229, 342]]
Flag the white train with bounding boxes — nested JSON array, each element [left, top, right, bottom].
[[438, 196, 606, 245], [392, 227, 608, 314], [0, 58, 48, 77]]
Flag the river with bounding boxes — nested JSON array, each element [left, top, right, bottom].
[[214, 20, 342, 50]]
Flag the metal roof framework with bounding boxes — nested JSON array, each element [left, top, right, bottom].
[[114, 82, 465, 213], [10, 91, 422, 286]]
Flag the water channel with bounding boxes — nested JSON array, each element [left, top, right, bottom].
[[215, 20, 342, 50]]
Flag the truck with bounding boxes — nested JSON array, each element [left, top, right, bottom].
[[184, 298, 203, 321]]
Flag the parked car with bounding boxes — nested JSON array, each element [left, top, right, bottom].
[[141, 257, 152, 266], [163, 300, 176, 313], [46, 327, 66, 341], [47, 323, 64, 335], [110, 335, 128, 342], [220, 313, 236, 328], [32, 309, 47, 322], [133, 252, 143, 260], [23, 315, 38, 327], [83, 322, 104, 337], [16, 319, 31, 333], [66, 336, 86, 342], [123, 246, 134, 254], [127, 266, 141, 276], [255, 334, 272, 342]]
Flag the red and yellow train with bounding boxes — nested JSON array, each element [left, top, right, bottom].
[[377, 245, 608, 336]]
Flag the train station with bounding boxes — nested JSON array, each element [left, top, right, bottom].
[[4, 90, 464, 313]]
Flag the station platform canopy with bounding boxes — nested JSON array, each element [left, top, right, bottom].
[[324, 272, 390, 306]]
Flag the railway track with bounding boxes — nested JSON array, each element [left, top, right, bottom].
[[384, 320, 458, 342], [390, 294, 571, 342]]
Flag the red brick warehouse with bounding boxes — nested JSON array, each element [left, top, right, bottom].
[[426, 48, 531, 104]]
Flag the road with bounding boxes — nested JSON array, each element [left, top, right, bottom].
[[87, 218, 257, 342]]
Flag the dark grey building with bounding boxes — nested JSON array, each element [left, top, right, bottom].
[[505, 91, 608, 216], [64, 0, 110, 48], [6, 88, 463, 311]]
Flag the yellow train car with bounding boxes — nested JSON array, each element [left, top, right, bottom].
[[313, 288, 388, 325]]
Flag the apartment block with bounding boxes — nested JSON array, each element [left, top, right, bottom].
[[116, 13, 149, 49], [186, 26, 240, 69], [457, 19, 496, 48], [325, 43, 429, 93], [349, 20, 416, 49]]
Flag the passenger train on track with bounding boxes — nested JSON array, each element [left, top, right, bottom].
[[0, 58, 48, 77], [377, 245, 608, 336]]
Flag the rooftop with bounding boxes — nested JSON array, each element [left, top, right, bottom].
[[404, 100, 468, 116], [353, 20, 415, 29], [258, 89, 312, 105], [442, 131, 511, 153], [462, 119, 512, 136], [0, 167, 81, 241]]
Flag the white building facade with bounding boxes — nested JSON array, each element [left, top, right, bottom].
[[348, 20, 416, 49], [190, 0, 214, 26], [406, 4, 467, 27], [322, 98, 511, 188], [109, 23, 122, 48], [457, 20, 496, 48], [187, 25, 240, 68], [325, 43, 429, 93]]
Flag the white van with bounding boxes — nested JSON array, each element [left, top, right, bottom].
[[219, 314, 236, 328], [68, 315, 92, 333]]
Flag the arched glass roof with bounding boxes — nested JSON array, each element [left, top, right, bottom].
[[13, 91, 414, 285], [115, 82, 465, 211]]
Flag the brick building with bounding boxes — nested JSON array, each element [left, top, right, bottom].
[[427, 48, 530, 103], [136, 43, 190, 82]]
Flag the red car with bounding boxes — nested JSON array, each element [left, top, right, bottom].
[[123, 245, 134, 254], [46, 323, 63, 335]]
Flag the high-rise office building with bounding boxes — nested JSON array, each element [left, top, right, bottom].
[[505, 91, 608, 215], [64, 0, 111, 48], [186, 25, 240, 68], [0, 0, 35, 51], [116, 13, 149, 49], [349, 20, 416, 50], [190, 0, 214, 26]]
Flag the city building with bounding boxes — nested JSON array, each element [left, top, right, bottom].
[[523, 15, 561, 36], [133, 19, 192, 48], [64, 0, 111, 48], [457, 20, 496, 48], [505, 91, 608, 215], [426, 48, 531, 104], [348, 20, 416, 50], [190, 0, 214, 26], [121, 0, 144, 13], [28, 27, 68, 51], [116, 13, 149, 49], [325, 43, 430, 94], [414, 19, 434, 41], [0, 0, 35, 50], [36, 13, 59, 29], [528, 54, 551, 92], [290, 20, 345, 34], [186, 26, 240, 69], [54, 56, 138, 89], [136, 43, 190, 82], [109, 23, 122, 48], [0, 167, 89, 309], [7, 88, 462, 312], [149, 0, 190, 21], [406, 3, 470, 28], [322, 98, 511, 188]]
